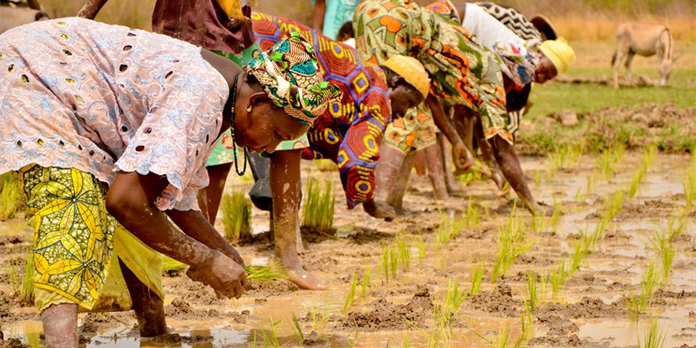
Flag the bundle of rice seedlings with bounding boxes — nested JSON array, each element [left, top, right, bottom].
[[245, 261, 288, 283], [220, 190, 252, 243], [161, 255, 187, 276]]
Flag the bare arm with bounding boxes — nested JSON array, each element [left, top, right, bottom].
[[426, 95, 474, 171], [312, 0, 326, 33], [106, 171, 247, 298], [77, 0, 109, 19]]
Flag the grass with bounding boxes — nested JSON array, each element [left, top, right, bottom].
[[638, 316, 666, 348], [0, 172, 22, 221], [465, 201, 480, 229], [491, 209, 533, 283], [291, 313, 304, 342], [301, 178, 335, 231], [220, 190, 252, 243]]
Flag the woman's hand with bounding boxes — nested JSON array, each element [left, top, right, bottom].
[[186, 250, 249, 299], [451, 142, 475, 171]]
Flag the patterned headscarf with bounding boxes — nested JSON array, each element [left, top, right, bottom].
[[245, 32, 342, 126]]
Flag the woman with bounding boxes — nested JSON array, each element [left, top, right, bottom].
[[0, 18, 339, 348]]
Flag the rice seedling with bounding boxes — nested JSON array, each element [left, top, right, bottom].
[[684, 164, 696, 207], [302, 178, 335, 230], [602, 190, 625, 224], [469, 257, 485, 295], [598, 150, 614, 179], [347, 321, 360, 348], [441, 280, 467, 323], [525, 271, 538, 312], [530, 214, 546, 234], [534, 171, 541, 187], [574, 187, 586, 203], [406, 317, 445, 348], [220, 190, 251, 243], [0, 173, 22, 221], [310, 301, 329, 333], [342, 273, 358, 313], [21, 248, 34, 303], [640, 145, 657, 174], [586, 173, 595, 195], [645, 228, 675, 282], [161, 255, 187, 275], [403, 331, 411, 348], [389, 244, 399, 279], [245, 261, 289, 283], [627, 169, 645, 199], [568, 240, 589, 279], [491, 209, 533, 283], [638, 316, 666, 348], [665, 209, 687, 242], [549, 260, 567, 300], [7, 246, 21, 295], [626, 260, 660, 320], [550, 198, 561, 229], [360, 259, 372, 297], [465, 201, 480, 228], [291, 313, 304, 342], [411, 235, 426, 263], [538, 271, 549, 304], [396, 235, 411, 270], [435, 212, 464, 249], [379, 244, 390, 283], [256, 317, 281, 348]]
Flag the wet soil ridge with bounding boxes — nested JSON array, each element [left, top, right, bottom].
[[339, 286, 434, 331]]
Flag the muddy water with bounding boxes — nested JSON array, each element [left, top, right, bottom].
[[2, 153, 695, 348]]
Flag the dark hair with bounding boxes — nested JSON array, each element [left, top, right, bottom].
[[380, 65, 420, 96], [337, 21, 354, 40]]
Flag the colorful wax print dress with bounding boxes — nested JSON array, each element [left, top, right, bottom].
[[252, 12, 391, 208]]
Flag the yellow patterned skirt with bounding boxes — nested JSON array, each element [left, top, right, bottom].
[[15, 164, 163, 312]]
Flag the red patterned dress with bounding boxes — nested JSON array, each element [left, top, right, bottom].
[[252, 12, 392, 208]]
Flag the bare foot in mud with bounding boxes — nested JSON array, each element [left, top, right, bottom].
[[363, 199, 396, 221], [284, 266, 328, 290]]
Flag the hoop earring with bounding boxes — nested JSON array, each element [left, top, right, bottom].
[[246, 104, 253, 113]]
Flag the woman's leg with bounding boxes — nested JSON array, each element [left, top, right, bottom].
[[119, 258, 167, 337], [42, 303, 78, 348]]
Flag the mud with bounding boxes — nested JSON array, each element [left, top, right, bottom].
[[1, 122, 695, 347]]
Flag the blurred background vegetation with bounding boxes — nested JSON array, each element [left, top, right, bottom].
[[33, 0, 696, 42]]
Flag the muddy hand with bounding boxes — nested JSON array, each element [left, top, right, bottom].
[[452, 143, 475, 172], [186, 251, 248, 299]]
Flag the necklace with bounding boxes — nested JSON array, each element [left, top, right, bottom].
[[230, 74, 247, 176]]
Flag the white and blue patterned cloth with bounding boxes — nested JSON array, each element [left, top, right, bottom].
[[0, 17, 228, 210]]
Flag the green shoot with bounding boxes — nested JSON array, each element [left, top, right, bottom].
[[256, 317, 281, 348], [465, 201, 480, 228], [396, 235, 411, 270], [0, 172, 22, 221], [411, 235, 426, 263], [342, 273, 358, 313], [220, 190, 251, 243], [245, 261, 289, 282], [684, 164, 696, 207], [525, 271, 538, 312], [645, 228, 675, 283], [347, 321, 360, 348], [469, 257, 485, 295], [550, 260, 567, 299], [403, 331, 411, 348], [627, 169, 644, 199], [302, 178, 336, 230], [626, 260, 660, 320], [435, 212, 464, 248], [19, 247, 34, 303], [574, 187, 585, 203], [491, 209, 533, 283], [441, 280, 467, 322], [598, 150, 614, 179], [291, 313, 304, 342], [638, 316, 666, 348], [379, 244, 390, 283], [534, 171, 541, 187], [360, 259, 372, 297], [538, 271, 549, 304], [389, 245, 399, 279]]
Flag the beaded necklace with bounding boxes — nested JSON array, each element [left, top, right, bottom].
[[230, 74, 247, 176]]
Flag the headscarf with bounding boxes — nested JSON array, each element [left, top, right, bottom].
[[382, 55, 431, 98], [244, 32, 342, 126], [539, 38, 576, 74]]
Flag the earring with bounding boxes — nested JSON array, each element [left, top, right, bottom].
[[246, 104, 253, 113]]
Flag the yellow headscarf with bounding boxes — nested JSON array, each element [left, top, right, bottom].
[[382, 55, 431, 98], [539, 38, 576, 74]]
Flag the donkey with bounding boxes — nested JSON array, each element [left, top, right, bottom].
[[611, 22, 673, 88]]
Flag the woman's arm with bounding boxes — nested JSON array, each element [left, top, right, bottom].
[[106, 171, 247, 298], [312, 0, 326, 33], [426, 94, 474, 171], [77, 0, 110, 19]]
